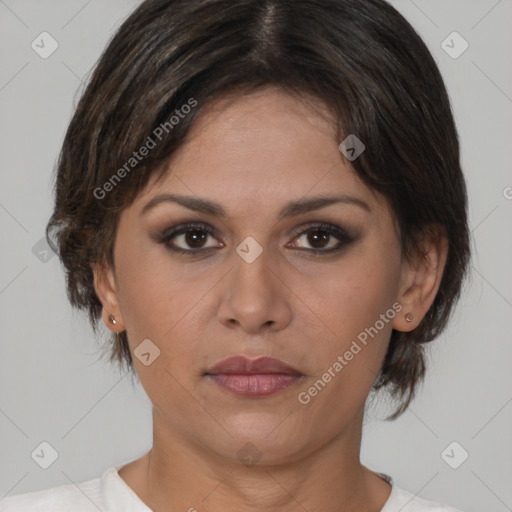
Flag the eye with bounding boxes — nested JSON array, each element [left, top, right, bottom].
[[158, 223, 222, 254], [156, 221, 357, 256], [289, 223, 356, 253]]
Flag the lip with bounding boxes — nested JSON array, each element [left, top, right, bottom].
[[205, 356, 302, 375], [204, 356, 303, 398]]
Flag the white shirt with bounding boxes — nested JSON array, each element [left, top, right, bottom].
[[0, 460, 464, 512]]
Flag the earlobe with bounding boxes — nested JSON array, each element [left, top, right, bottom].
[[92, 262, 125, 331], [392, 226, 448, 333]]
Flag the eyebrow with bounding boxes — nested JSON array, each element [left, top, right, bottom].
[[141, 192, 371, 219]]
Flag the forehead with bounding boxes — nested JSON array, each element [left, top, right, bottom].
[[133, 87, 388, 222], [188, 87, 337, 141]]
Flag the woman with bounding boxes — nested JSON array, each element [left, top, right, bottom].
[[0, 0, 470, 510]]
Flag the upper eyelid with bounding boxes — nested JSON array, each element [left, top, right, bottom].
[[162, 221, 346, 235]]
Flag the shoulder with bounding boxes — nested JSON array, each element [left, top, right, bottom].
[[0, 474, 104, 512], [375, 472, 464, 512], [384, 484, 465, 512], [0, 463, 149, 512]]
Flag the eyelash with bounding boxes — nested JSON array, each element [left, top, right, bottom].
[[156, 222, 357, 256]]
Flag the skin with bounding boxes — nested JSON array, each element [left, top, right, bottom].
[[93, 86, 448, 512]]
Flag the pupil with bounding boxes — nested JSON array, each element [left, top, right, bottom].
[[186, 230, 206, 248], [308, 230, 328, 248]]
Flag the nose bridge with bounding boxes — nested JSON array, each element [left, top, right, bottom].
[[218, 233, 291, 332], [232, 234, 276, 300]]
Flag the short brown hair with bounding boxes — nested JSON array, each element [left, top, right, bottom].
[[46, 0, 471, 420]]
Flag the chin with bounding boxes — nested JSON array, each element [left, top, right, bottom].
[[201, 412, 308, 464]]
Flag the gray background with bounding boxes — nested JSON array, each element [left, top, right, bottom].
[[0, 1, 511, 510]]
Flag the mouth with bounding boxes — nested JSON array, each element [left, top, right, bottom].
[[204, 356, 304, 398]]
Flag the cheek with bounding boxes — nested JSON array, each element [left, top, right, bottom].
[[113, 256, 207, 401], [300, 247, 400, 339], [114, 233, 184, 330], [113, 244, 219, 369], [297, 243, 401, 392], [291, 258, 400, 429]]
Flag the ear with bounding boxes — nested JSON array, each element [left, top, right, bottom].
[[92, 262, 125, 332], [392, 225, 448, 332]]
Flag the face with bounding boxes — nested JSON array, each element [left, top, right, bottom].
[[97, 87, 417, 465]]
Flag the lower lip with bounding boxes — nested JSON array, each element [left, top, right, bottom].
[[206, 373, 302, 397]]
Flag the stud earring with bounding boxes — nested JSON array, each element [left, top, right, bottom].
[[405, 312, 414, 322], [109, 315, 117, 326]]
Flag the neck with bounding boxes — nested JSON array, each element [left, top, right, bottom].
[[122, 407, 392, 512]]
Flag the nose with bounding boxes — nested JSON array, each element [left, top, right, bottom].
[[217, 241, 292, 334]]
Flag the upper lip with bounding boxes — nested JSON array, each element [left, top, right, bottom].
[[205, 356, 302, 375]]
